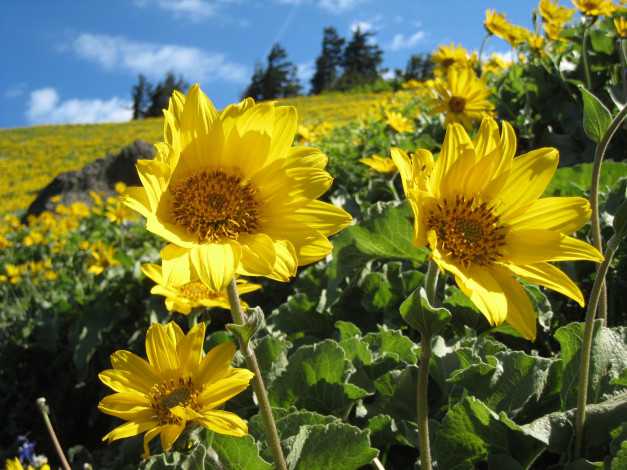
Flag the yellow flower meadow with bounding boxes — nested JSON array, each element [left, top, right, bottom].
[[99, 321, 254, 458], [122, 85, 352, 292], [141, 263, 261, 314], [391, 118, 603, 340], [428, 67, 495, 131]]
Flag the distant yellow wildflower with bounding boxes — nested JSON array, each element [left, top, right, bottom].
[[359, 154, 398, 174], [86, 241, 120, 275], [384, 109, 416, 133], [484, 10, 511, 39]]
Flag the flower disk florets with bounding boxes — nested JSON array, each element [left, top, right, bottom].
[[169, 168, 260, 243]]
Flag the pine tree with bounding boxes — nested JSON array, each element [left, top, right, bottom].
[[335, 27, 384, 91], [145, 72, 188, 118], [310, 27, 345, 95], [131, 74, 152, 120], [403, 54, 434, 81], [243, 43, 302, 100]]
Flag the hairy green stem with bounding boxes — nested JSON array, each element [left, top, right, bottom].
[[477, 33, 490, 75], [416, 260, 439, 470], [589, 103, 627, 322], [582, 21, 593, 90], [619, 39, 627, 103], [37, 398, 71, 470], [573, 234, 621, 459], [226, 277, 287, 470]]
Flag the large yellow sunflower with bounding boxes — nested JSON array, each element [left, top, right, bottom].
[[572, 0, 620, 17], [484, 9, 512, 39], [427, 67, 495, 131], [122, 85, 352, 292], [391, 118, 603, 340], [99, 321, 254, 458], [430, 43, 472, 76], [141, 263, 261, 314], [539, 0, 576, 24]]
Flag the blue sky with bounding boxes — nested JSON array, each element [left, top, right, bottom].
[[0, 0, 542, 129]]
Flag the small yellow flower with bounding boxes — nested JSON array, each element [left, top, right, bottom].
[[141, 263, 261, 314], [484, 9, 512, 39], [614, 16, 627, 36], [359, 154, 398, 174], [572, 0, 618, 17], [114, 181, 128, 194], [431, 43, 472, 75], [539, 0, 576, 23], [391, 118, 603, 340], [86, 241, 121, 275], [99, 321, 254, 458], [384, 109, 416, 134], [528, 34, 546, 55], [544, 21, 567, 40], [427, 67, 495, 131], [105, 201, 133, 225]]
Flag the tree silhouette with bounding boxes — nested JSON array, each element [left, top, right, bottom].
[[335, 27, 384, 91], [243, 43, 302, 100], [310, 27, 345, 95], [130, 72, 188, 119]]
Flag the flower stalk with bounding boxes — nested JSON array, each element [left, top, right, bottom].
[[36, 398, 71, 470], [226, 277, 287, 470]]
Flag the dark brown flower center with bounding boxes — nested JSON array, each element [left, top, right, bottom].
[[427, 194, 506, 268], [449, 97, 466, 113], [169, 168, 260, 243], [151, 378, 200, 425]]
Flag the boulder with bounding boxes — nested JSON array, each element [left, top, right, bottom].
[[25, 139, 155, 218]]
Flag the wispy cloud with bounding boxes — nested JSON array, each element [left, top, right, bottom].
[[5, 83, 28, 98], [297, 60, 315, 84], [389, 30, 426, 51], [132, 0, 218, 20], [320, 0, 366, 14], [26, 88, 133, 125], [350, 21, 373, 33], [68, 33, 248, 83]]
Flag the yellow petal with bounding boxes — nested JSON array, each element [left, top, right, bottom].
[[146, 323, 180, 374], [220, 97, 255, 138], [197, 410, 249, 436], [121, 186, 152, 218], [195, 342, 237, 386], [285, 145, 328, 170], [265, 239, 298, 281], [178, 84, 224, 170], [506, 197, 592, 234], [267, 105, 298, 165], [98, 393, 152, 419], [160, 423, 185, 452], [161, 244, 193, 286], [190, 242, 241, 292], [390, 147, 413, 195], [109, 350, 162, 387], [291, 200, 352, 236], [498, 148, 558, 218], [136, 160, 171, 212], [223, 102, 274, 177], [453, 264, 508, 326], [500, 261, 585, 307], [200, 368, 255, 409], [99, 368, 154, 395], [142, 426, 163, 459], [177, 322, 206, 377], [432, 122, 473, 198], [103, 418, 158, 443], [238, 232, 276, 277], [504, 230, 604, 264]]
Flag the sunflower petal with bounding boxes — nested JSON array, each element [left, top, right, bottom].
[[195, 342, 237, 386], [190, 242, 241, 293], [146, 323, 179, 374], [197, 410, 248, 436], [200, 368, 255, 409], [506, 197, 592, 234], [504, 229, 603, 263]]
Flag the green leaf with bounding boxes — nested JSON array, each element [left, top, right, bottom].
[[205, 433, 273, 470], [285, 422, 378, 470], [328, 200, 429, 290], [362, 365, 419, 423], [580, 87, 612, 143], [226, 306, 265, 349], [268, 339, 370, 416], [399, 287, 452, 337], [447, 349, 562, 421], [522, 393, 627, 455], [433, 396, 545, 469], [543, 161, 627, 197], [555, 322, 627, 410], [589, 28, 615, 55], [267, 293, 334, 339], [140, 443, 208, 470]]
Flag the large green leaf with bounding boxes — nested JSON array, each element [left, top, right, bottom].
[[268, 339, 370, 416], [580, 87, 612, 144], [434, 396, 545, 468], [399, 286, 452, 337], [543, 161, 627, 197], [204, 434, 273, 470], [555, 322, 627, 410]]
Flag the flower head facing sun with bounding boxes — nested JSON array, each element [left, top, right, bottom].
[[99, 321, 254, 458], [391, 118, 603, 340], [122, 85, 352, 293], [427, 67, 495, 131], [141, 263, 261, 314]]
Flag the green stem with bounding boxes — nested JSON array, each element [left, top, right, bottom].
[[477, 33, 490, 76], [589, 103, 627, 322], [573, 234, 621, 459], [618, 38, 627, 103], [36, 398, 72, 470], [582, 21, 593, 90], [226, 277, 287, 470], [416, 259, 439, 470]]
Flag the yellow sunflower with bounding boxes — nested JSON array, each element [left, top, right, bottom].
[[99, 321, 254, 458], [572, 0, 620, 16], [122, 85, 352, 293], [359, 154, 398, 174], [539, 0, 576, 24], [430, 43, 471, 75], [384, 109, 416, 134], [390, 118, 603, 340], [427, 67, 495, 131], [484, 9, 512, 39], [614, 16, 627, 36], [86, 241, 120, 275], [141, 263, 261, 314]]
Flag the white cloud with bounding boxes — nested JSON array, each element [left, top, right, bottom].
[[297, 60, 315, 84], [389, 30, 426, 51], [26, 88, 133, 125], [132, 0, 218, 20], [69, 33, 248, 83], [319, 0, 366, 14], [5, 83, 27, 98], [350, 21, 373, 33]]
